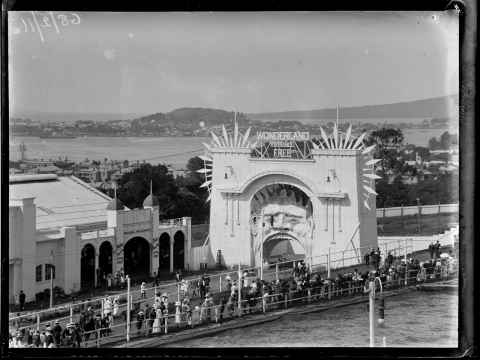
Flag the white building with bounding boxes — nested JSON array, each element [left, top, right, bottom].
[[9, 174, 191, 304], [198, 122, 379, 269]]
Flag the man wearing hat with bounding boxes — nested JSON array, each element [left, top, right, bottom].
[[136, 308, 145, 335], [61, 322, 75, 347], [53, 320, 62, 346]]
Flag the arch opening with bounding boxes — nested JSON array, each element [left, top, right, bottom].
[[173, 231, 185, 270], [99, 241, 113, 283], [124, 237, 150, 280], [80, 244, 95, 289], [250, 183, 313, 266], [158, 233, 170, 272]]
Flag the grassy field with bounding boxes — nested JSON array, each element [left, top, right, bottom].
[[377, 213, 458, 236]]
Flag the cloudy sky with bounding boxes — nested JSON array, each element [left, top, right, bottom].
[[9, 11, 458, 115]]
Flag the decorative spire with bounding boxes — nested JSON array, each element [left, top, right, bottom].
[[336, 104, 339, 128]]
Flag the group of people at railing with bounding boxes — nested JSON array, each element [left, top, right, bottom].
[[9, 243, 457, 348]]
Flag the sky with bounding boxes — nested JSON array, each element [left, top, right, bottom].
[[8, 11, 459, 115]]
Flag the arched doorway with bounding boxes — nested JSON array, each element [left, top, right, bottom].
[[81, 244, 95, 289], [250, 183, 312, 266], [159, 233, 170, 272], [263, 233, 305, 263], [124, 237, 150, 279], [99, 241, 113, 283], [173, 231, 185, 270]]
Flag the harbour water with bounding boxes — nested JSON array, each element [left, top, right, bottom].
[[9, 128, 453, 167], [167, 290, 457, 347]]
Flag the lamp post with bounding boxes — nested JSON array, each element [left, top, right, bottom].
[[49, 250, 54, 309], [260, 209, 264, 281], [416, 198, 421, 233]]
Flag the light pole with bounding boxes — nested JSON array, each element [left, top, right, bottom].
[[416, 198, 421, 233], [49, 250, 54, 309], [260, 209, 264, 281]]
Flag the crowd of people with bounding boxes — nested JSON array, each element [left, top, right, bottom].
[[10, 243, 456, 348]]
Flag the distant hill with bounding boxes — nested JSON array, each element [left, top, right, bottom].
[[131, 108, 249, 131], [248, 95, 459, 121]]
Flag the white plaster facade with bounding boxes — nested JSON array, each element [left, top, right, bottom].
[[207, 147, 378, 268], [9, 175, 192, 304]]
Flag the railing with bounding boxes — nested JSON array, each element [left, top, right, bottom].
[[9, 262, 456, 348], [376, 203, 458, 218], [158, 218, 187, 227], [9, 242, 413, 329]]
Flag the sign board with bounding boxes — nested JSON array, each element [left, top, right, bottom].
[[253, 131, 313, 159]]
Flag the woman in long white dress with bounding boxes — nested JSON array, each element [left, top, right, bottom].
[[152, 308, 162, 334]]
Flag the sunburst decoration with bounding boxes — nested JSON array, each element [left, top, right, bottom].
[[312, 123, 382, 210], [197, 112, 254, 202], [198, 118, 381, 209]]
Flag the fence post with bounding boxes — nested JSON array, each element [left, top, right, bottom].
[[70, 306, 73, 324], [275, 263, 279, 282], [219, 276, 222, 293], [165, 315, 168, 334], [126, 276, 131, 343], [36, 313, 40, 331], [284, 294, 288, 309]]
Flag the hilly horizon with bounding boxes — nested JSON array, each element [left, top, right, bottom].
[[11, 94, 458, 124], [248, 94, 459, 121]]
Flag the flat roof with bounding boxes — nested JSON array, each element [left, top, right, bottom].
[[10, 175, 113, 230]]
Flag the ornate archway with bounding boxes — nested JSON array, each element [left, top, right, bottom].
[[124, 237, 150, 279], [80, 244, 95, 289], [173, 231, 185, 270]]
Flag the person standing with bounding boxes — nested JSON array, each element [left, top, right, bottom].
[[19, 290, 25, 311], [140, 282, 147, 299], [53, 320, 62, 347], [434, 240, 441, 261], [136, 309, 145, 335], [364, 249, 370, 265]]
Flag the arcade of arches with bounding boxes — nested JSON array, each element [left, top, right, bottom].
[[80, 231, 186, 289], [158, 231, 185, 274], [251, 183, 312, 265]]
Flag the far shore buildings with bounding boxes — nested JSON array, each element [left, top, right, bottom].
[[8, 174, 202, 305]]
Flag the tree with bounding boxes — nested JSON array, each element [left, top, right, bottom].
[[365, 127, 404, 180], [116, 161, 210, 224]]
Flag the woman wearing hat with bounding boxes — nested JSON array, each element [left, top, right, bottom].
[[45, 326, 55, 348], [181, 297, 192, 327], [141, 282, 147, 299]]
